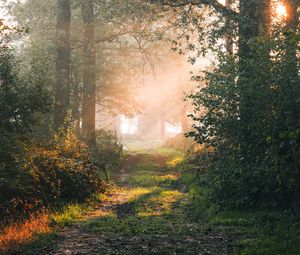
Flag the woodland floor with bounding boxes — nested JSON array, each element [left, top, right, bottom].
[[21, 151, 245, 255]]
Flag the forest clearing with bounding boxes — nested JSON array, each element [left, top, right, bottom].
[[1, 0, 300, 254]]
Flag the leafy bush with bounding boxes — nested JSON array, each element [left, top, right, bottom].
[[94, 129, 123, 176], [30, 125, 105, 201], [0, 39, 105, 222], [188, 30, 300, 210], [0, 40, 51, 221], [0, 124, 105, 222]]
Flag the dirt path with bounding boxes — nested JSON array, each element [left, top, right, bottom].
[[47, 152, 241, 255]]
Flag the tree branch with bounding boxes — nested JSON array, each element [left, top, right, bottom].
[[160, 0, 238, 18]]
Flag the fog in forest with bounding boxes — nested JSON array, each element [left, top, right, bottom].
[[96, 53, 197, 148], [1, 1, 300, 254]]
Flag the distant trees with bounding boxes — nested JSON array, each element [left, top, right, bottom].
[[8, 0, 168, 149]]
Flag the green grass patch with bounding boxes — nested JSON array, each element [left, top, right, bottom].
[[128, 173, 178, 187], [239, 237, 300, 255], [177, 159, 300, 255], [51, 204, 91, 226], [123, 140, 162, 152]]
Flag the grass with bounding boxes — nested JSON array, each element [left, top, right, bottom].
[[0, 145, 187, 255], [208, 210, 300, 255], [0, 195, 111, 254], [178, 165, 300, 255], [128, 173, 178, 187], [78, 150, 240, 254], [5, 147, 265, 254], [51, 204, 91, 225], [0, 213, 51, 254], [123, 139, 162, 152]]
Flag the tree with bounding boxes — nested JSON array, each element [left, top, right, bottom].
[[237, 0, 272, 162], [7, 0, 187, 147], [55, 0, 71, 129], [158, 0, 300, 209], [224, 0, 233, 55], [81, 0, 96, 147]]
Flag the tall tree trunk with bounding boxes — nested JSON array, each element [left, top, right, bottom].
[[81, 0, 96, 148], [54, 0, 71, 129], [70, 64, 81, 134], [225, 0, 233, 55]]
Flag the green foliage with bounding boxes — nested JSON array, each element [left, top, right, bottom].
[[0, 40, 104, 222], [179, 158, 300, 255], [183, 12, 300, 252], [0, 39, 51, 221], [0, 44, 51, 135], [188, 28, 300, 211], [0, 124, 105, 222], [26, 124, 104, 203], [51, 204, 89, 226], [94, 129, 123, 176]]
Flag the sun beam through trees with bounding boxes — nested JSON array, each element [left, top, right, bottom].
[[0, 0, 300, 254]]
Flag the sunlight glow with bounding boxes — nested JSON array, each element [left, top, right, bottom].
[[120, 115, 138, 135], [217, 0, 226, 5], [276, 2, 287, 18], [165, 123, 182, 136]]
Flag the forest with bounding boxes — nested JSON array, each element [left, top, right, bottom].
[[0, 0, 299, 254]]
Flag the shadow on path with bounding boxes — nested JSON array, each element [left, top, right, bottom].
[[42, 152, 242, 255]]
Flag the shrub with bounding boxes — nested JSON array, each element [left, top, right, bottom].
[[94, 129, 123, 177], [188, 32, 300, 211], [0, 125, 105, 222]]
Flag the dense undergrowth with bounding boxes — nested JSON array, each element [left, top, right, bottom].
[[178, 148, 300, 255], [1, 125, 105, 222], [0, 33, 125, 254], [0, 125, 123, 254], [180, 9, 300, 254]]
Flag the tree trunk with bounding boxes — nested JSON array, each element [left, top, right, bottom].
[[70, 63, 81, 134], [81, 0, 96, 148], [225, 0, 233, 55], [54, 0, 71, 129]]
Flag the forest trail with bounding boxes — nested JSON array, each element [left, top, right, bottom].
[[46, 151, 241, 255]]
